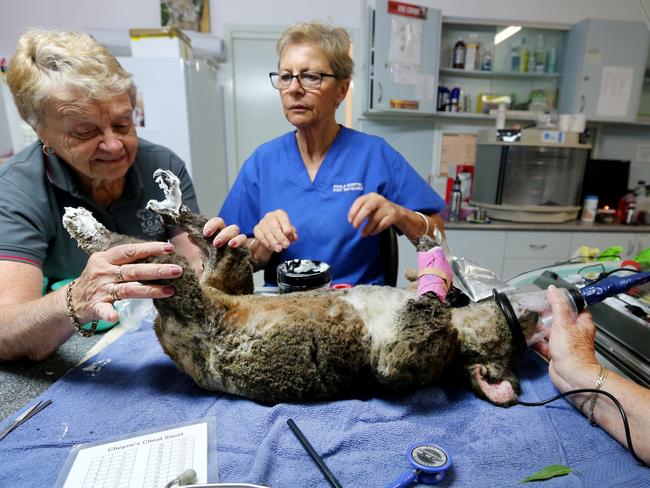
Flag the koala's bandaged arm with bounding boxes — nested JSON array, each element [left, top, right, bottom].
[[417, 247, 452, 301]]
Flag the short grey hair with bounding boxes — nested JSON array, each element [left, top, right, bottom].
[[276, 21, 354, 80], [6, 29, 136, 131]]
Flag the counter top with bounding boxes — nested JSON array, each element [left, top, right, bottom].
[[445, 219, 650, 232]]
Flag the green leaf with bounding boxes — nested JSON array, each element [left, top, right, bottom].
[[520, 464, 573, 483]]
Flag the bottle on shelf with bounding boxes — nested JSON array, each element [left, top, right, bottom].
[[453, 38, 466, 69], [463, 93, 472, 112], [534, 34, 547, 73], [437, 85, 450, 112], [480, 48, 492, 71], [465, 33, 480, 70], [450, 86, 461, 112], [519, 37, 529, 73], [547, 47, 558, 73], [510, 43, 521, 72]]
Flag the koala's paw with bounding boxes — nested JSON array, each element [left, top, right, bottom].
[[415, 235, 437, 252], [62, 207, 111, 252], [146, 169, 182, 218]]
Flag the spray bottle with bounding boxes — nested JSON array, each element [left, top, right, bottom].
[[494, 271, 650, 347]]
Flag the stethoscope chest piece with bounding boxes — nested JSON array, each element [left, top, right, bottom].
[[385, 442, 453, 488]]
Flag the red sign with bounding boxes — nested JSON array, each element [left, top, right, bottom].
[[388, 1, 428, 19]]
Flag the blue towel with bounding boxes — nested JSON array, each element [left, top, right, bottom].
[[0, 319, 648, 487]]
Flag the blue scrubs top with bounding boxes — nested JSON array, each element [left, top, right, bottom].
[[219, 126, 445, 285]]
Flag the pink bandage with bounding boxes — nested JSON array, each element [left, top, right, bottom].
[[417, 247, 453, 301]]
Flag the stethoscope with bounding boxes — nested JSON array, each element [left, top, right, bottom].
[[385, 443, 453, 488]]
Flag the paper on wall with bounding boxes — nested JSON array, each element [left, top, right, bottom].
[[596, 66, 634, 117], [388, 16, 423, 66]]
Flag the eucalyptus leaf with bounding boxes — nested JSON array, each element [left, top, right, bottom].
[[520, 464, 573, 483]]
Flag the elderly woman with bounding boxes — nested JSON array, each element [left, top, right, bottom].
[[219, 21, 446, 286], [0, 30, 242, 361]]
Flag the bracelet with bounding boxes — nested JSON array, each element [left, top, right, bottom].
[[66, 280, 98, 337], [577, 365, 609, 425], [414, 211, 429, 239]]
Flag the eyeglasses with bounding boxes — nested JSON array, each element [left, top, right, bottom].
[[269, 71, 338, 90]]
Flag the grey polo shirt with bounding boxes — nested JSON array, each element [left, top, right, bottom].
[[0, 138, 199, 282]]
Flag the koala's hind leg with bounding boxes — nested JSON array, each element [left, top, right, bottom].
[[146, 169, 254, 295], [62, 207, 142, 254]]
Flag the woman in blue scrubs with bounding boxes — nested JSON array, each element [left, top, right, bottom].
[[219, 21, 446, 285]]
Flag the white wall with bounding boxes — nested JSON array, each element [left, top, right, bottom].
[[0, 0, 160, 58], [211, 0, 646, 36], [1, 0, 647, 59]]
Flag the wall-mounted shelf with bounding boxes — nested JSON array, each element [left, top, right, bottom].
[[440, 67, 560, 80], [361, 110, 540, 123]]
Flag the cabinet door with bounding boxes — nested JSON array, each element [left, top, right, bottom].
[[569, 232, 640, 259], [445, 229, 506, 277], [559, 19, 649, 122], [502, 231, 573, 280], [504, 231, 572, 259], [367, 0, 440, 114]]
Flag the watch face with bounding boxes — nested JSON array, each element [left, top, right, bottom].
[[411, 445, 448, 469]]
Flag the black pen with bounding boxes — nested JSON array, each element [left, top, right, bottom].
[[287, 418, 343, 488]]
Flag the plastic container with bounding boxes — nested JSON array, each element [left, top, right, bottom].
[[496, 272, 650, 347], [450, 86, 461, 112], [437, 85, 450, 111], [519, 37, 529, 73], [624, 202, 636, 224], [503, 287, 584, 346], [496, 104, 507, 130], [510, 44, 520, 72], [534, 34, 546, 73], [480, 48, 492, 71], [581, 195, 598, 223], [465, 33, 479, 70], [547, 47, 558, 73], [276, 259, 331, 294]]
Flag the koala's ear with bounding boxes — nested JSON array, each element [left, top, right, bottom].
[[471, 364, 518, 407]]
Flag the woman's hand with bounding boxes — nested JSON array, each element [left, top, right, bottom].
[[348, 193, 402, 237], [535, 285, 600, 392], [253, 209, 298, 254], [202, 217, 247, 249], [73, 242, 185, 324]]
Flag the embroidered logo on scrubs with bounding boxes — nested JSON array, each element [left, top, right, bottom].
[[332, 182, 364, 192], [136, 208, 165, 237]]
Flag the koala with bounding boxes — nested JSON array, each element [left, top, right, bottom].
[[63, 170, 535, 407]]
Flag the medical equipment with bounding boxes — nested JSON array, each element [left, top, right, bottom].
[[385, 442, 453, 487], [0, 399, 52, 441], [495, 271, 650, 347]]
